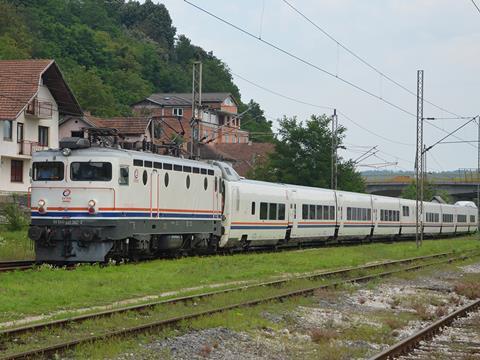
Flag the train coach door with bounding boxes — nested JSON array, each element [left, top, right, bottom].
[[151, 169, 159, 217], [287, 189, 299, 239]]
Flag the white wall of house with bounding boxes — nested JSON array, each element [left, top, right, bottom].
[[59, 118, 90, 139], [0, 82, 59, 194]]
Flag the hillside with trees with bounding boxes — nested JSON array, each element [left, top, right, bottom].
[[0, 0, 249, 117]]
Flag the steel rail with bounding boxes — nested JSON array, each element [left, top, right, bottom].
[[370, 299, 480, 360], [0, 252, 453, 338], [0, 261, 35, 273], [0, 252, 474, 360]]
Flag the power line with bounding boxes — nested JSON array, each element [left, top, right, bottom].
[[471, 0, 480, 15], [184, 1, 474, 148], [232, 71, 414, 146], [183, 0, 417, 118], [281, 0, 463, 118]]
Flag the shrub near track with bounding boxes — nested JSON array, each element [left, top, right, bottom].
[[0, 225, 34, 261], [0, 236, 479, 323]]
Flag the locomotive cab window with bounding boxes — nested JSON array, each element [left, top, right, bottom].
[[71, 162, 112, 181], [32, 162, 64, 181], [119, 166, 129, 185]]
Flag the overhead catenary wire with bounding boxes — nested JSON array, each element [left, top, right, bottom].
[[281, 0, 463, 119], [470, 0, 480, 15], [184, 1, 475, 149]]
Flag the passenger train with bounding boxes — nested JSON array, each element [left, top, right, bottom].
[[28, 138, 478, 262]]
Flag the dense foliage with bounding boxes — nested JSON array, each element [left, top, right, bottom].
[[0, 0, 252, 118], [249, 115, 366, 192], [401, 181, 453, 203]]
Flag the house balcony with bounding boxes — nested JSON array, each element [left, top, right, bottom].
[[18, 140, 48, 156], [24, 99, 53, 119]]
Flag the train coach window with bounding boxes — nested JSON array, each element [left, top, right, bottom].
[[154, 162, 162, 169], [278, 204, 286, 220], [119, 166, 129, 185], [208, 169, 214, 176], [330, 206, 335, 220], [471, 215, 476, 223], [163, 163, 173, 170], [193, 167, 200, 174], [251, 202, 256, 215], [183, 166, 192, 173], [316, 205, 323, 220], [458, 214, 467, 223], [32, 162, 64, 181], [309, 205, 316, 220], [71, 162, 112, 181], [144, 161, 153, 168], [269, 203, 278, 220], [200, 168, 207, 175], [133, 159, 143, 167], [164, 172, 169, 187], [174, 164, 182, 171], [260, 202, 268, 220], [302, 204, 308, 220], [402, 206, 410, 217], [347, 207, 352, 220], [367, 209, 371, 221]]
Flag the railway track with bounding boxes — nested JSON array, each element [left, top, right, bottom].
[[371, 299, 480, 360], [0, 260, 35, 273], [0, 251, 476, 360]]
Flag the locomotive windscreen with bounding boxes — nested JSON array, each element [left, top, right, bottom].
[[70, 162, 112, 181], [32, 162, 64, 181]]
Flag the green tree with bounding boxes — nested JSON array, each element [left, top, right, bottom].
[[249, 114, 365, 192], [401, 181, 435, 201], [239, 100, 274, 143]]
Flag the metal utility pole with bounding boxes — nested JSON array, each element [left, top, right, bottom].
[[477, 117, 480, 239], [331, 109, 338, 190], [415, 70, 424, 248], [191, 61, 203, 159]]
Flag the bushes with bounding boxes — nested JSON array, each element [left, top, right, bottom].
[[0, 195, 28, 231]]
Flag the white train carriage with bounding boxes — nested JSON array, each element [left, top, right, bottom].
[[29, 140, 223, 262], [399, 198, 417, 237], [440, 204, 457, 235], [290, 186, 337, 242], [454, 201, 473, 234], [423, 202, 442, 236], [336, 191, 373, 240], [220, 178, 289, 248], [371, 195, 401, 238]]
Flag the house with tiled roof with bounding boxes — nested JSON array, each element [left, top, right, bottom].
[[0, 59, 82, 194], [59, 113, 153, 146], [132, 92, 249, 146]]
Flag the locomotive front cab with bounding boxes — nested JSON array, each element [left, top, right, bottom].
[[29, 141, 125, 262]]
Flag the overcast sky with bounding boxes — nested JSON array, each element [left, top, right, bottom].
[[160, 0, 480, 173]]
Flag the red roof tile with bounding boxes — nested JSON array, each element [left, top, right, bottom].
[[0, 59, 82, 120], [86, 116, 151, 135]]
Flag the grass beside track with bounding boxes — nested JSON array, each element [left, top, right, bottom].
[[0, 226, 34, 261], [0, 236, 478, 323]]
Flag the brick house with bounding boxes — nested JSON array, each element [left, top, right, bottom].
[[132, 92, 249, 147], [0, 59, 82, 195]]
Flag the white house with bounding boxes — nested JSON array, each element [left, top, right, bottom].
[[0, 59, 82, 195]]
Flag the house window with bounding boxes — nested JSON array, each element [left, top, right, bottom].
[[173, 108, 183, 117], [11, 160, 23, 183], [71, 130, 84, 138], [17, 123, 24, 143], [225, 134, 229, 143], [3, 120, 12, 141], [38, 126, 49, 146]]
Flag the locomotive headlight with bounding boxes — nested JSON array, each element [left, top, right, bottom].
[[87, 199, 97, 215], [38, 199, 46, 214]]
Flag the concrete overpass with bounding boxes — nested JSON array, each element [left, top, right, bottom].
[[365, 178, 480, 202]]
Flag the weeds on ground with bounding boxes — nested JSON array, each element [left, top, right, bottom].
[[454, 274, 480, 300]]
